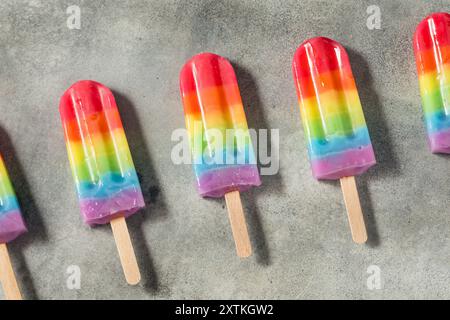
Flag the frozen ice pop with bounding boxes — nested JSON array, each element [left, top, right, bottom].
[[180, 53, 261, 257], [60, 80, 143, 284], [0, 153, 26, 300], [293, 37, 376, 243], [414, 12, 450, 153], [0, 155, 26, 244]]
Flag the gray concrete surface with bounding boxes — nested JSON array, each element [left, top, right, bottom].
[[0, 0, 449, 300]]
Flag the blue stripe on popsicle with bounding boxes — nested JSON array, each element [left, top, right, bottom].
[[192, 146, 258, 176], [425, 111, 450, 133], [308, 127, 372, 160], [0, 196, 21, 215], [76, 171, 141, 199]]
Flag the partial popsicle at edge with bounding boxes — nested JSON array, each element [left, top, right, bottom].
[[59, 80, 143, 284], [180, 52, 261, 257], [292, 37, 376, 243], [414, 12, 450, 153], [0, 153, 27, 300]]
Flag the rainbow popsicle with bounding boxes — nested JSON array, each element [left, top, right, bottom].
[[292, 37, 375, 244], [292, 37, 376, 180], [0, 154, 26, 244], [180, 52, 261, 197], [179, 52, 260, 257], [414, 12, 450, 153], [0, 153, 26, 300], [59, 80, 145, 225], [60, 80, 142, 284]]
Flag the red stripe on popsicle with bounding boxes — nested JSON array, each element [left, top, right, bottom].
[[414, 12, 450, 51], [293, 37, 353, 78], [60, 80, 119, 122], [180, 52, 239, 94], [293, 37, 355, 99], [60, 80, 125, 141], [414, 13, 450, 74]]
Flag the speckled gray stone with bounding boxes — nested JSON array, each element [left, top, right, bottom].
[[0, 0, 449, 300]]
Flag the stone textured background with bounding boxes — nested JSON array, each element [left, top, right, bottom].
[[0, 0, 449, 299]]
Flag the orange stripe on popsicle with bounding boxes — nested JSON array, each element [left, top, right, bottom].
[[295, 69, 358, 99], [182, 84, 243, 115], [62, 107, 124, 141], [415, 45, 450, 74]]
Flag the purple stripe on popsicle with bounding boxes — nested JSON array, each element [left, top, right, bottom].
[[197, 165, 261, 198], [428, 129, 450, 154], [311, 146, 376, 180], [0, 210, 27, 243], [80, 189, 145, 226]]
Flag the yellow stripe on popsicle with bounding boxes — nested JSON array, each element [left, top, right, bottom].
[[418, 64, 450, 96], [0, 157, 15, 198], [299, 90, 366, 123], [299, 90, 367, 139], [185, 104, 249, 135], [66, 129, 134, 182]]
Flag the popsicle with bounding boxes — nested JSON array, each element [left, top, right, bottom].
[[180, 52, 261, 257], [292, 37, 376, 243], [59, 80, 144, 284], [414, 12, 450, 153], [0, 153, 27, 300]]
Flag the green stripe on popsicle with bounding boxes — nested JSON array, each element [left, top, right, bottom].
[[0, 162, 15, 199], [69, 148, 135, 183], [421, 86, 450, 115], [301, 112, 367, 140], [0, 180, 14, 198]]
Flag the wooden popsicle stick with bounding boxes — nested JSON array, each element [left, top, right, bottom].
[[0, 243, 22, 300], [224, 191, 252, 258], [340, 176, 368, 244], [110, 215, 141, 285]]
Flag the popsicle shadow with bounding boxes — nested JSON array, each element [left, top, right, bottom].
[[348, 48, 400, 178], [232, 62, 283, 266], [111, 91, 169, 293], [347, 48, 399, 247], [0, 126, 47, 299]]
